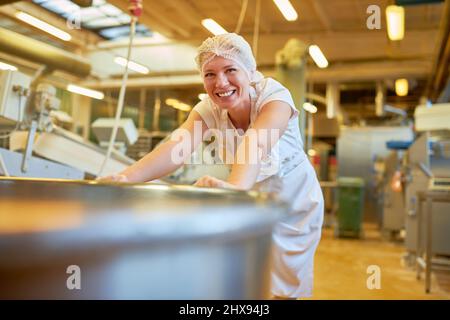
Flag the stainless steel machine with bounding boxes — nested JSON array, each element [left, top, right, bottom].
[[404, 132, 450, 256], [380, 148, 408, 235], [0, 177, 288, 299], [0, 27, 135, 179], [337, 126, 413, 222], [0, 68, 135, 179], [399, 103, 450, 286]]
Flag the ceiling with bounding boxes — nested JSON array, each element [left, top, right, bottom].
[[0, 0, 445, 78], [106, 0, 444, 69]]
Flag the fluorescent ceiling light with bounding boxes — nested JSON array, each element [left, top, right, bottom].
[[15, 11, 72, 41], [0, 62, 18, 71], [114, 57, 149, 74], [67, 84, 104, 100], [309, 45, 328, 68], [395, 79, 408, 96], [273, 0, 298, 21], [386, 5, 405, 41], [303, 102, 317, 113], [165, 98, 192, 112], [201, 19, 227, 35]]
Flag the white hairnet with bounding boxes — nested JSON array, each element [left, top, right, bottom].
[[195, 33, 264, 84]]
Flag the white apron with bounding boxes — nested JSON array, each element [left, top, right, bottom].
[[255, 154, 324, 298], [215, 111, 324, 298], [194, 78, 324, 298]]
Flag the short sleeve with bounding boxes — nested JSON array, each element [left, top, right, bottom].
[[192, 99, 218, 129], [256, 78, 299, 119]]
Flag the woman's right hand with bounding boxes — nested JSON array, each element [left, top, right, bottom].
[[96, 173, 129, 183]]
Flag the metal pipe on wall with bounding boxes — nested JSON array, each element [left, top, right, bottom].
[[0, 27, 91, 78], [0, 0, 93, 6]]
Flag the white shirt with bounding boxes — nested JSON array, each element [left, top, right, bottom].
[[193, 77, 306, 182]]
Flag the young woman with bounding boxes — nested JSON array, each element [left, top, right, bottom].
[[100, 33, 324, 299]]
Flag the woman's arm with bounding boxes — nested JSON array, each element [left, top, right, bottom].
[[195, 101, 292, 190], [101, 110, 207, 183]]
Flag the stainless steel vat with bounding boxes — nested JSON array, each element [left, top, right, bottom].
[[404, 134, 450, 256], [0, 177, 287, 299]]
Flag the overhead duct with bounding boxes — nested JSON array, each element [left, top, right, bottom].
[[0, 27, 91, 77]]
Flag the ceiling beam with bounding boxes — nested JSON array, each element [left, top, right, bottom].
[[170, 0, 206, 32], [140, 0, 191, 38], [309, 0, 332, 32], [305, 60, 431, 82], [80, 60, 431, 89], [182, 28, 438, 44], [425, 0, 450, 101]]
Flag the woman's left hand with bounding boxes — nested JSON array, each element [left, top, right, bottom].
[[194, 175, 238, 189]]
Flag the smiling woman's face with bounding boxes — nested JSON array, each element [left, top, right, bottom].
[[202, 56, 251, 110]]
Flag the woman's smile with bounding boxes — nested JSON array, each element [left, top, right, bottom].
[[215, 89, 236, 98]]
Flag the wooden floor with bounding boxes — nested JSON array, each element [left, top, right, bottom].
[[310, 221, 450, 300]]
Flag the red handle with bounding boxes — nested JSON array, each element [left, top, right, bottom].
[[128, 0, 143, 18]]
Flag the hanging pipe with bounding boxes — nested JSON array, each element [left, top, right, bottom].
[[97, 0, 143, 177]]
